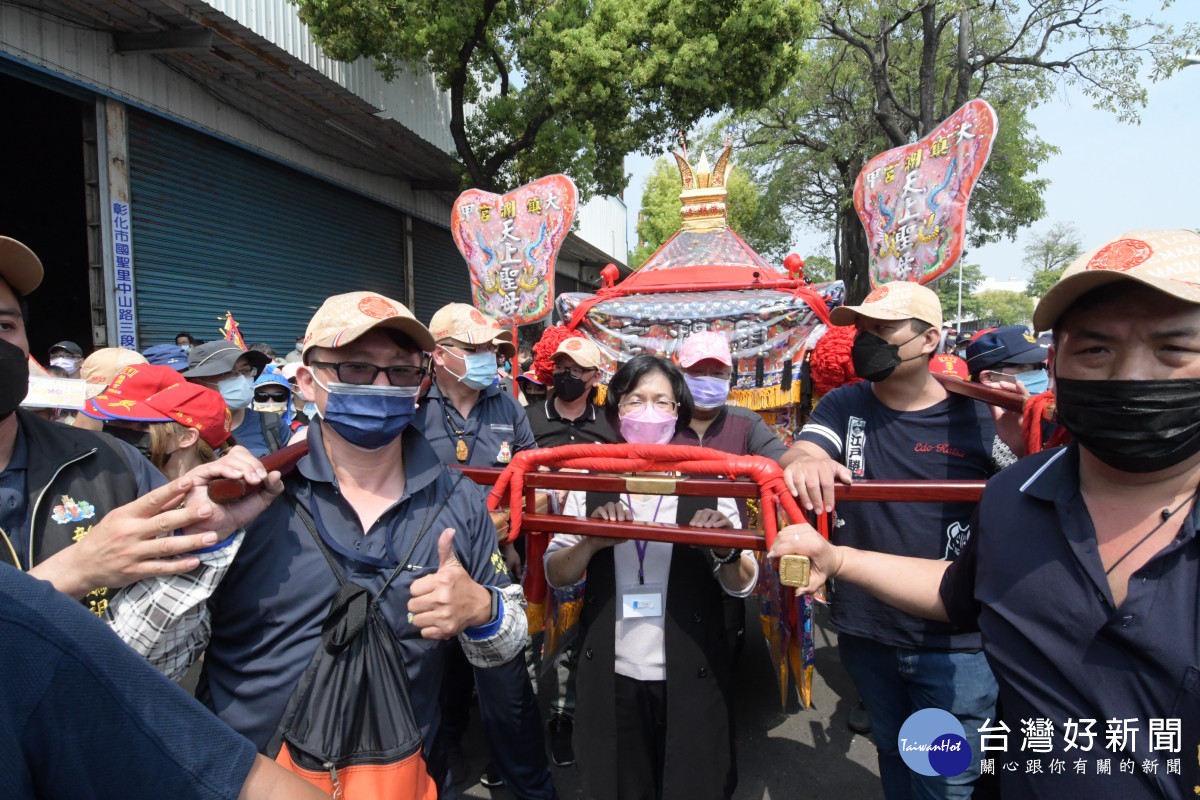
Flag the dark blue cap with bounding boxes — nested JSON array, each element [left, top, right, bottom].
[[965, 325, 1048, 375], [142, 344, 190, 371]]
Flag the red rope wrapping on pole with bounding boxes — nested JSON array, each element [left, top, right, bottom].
[[485, 443, 807, 547], [1022, 391, 1070, 455]]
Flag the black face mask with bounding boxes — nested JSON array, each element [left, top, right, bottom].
[[553, 371, 589, 402], [1055, 376, 1200, 473], [520, 357, 533, 372], [0, 339, 28, 421], [103, 424, 154, 463], [850, 330, 924, 383]]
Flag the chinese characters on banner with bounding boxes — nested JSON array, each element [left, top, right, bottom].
[[451, 175, 578, 326], [853, 99, 998, 287], [111, 201, 138, 349]]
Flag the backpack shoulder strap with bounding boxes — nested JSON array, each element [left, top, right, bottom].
[[377, 472, 468, 600], [285, 489, 345, 586]]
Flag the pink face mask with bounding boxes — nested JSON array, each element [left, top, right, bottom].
[[619, 404, 677, 445]]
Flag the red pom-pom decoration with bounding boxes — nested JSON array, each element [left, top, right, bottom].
[[783, 253, 806, 281], [532, 325, 587, 386], [810, 325, 861, 396]]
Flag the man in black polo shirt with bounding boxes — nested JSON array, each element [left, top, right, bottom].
[[771, 229, 1200, 799], [525, 336, 617, 448], [522, 334, 616, 767]]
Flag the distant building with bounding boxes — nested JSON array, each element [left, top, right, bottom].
[[1, 0, 625, 355]]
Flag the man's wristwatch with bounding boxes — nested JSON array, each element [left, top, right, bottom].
[[487, 586, 500, 623]]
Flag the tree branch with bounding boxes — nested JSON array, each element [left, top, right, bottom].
[[447, 0, 501, 189]]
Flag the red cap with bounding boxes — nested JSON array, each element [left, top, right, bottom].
[[930, 354, 969, 380], [84, 364, 183, 420], [142, 383, 233, 447]]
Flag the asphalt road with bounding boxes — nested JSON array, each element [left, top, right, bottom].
[[460, 601, 884, 799]]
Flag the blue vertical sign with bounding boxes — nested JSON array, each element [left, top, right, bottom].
[[110, 201, 138, 350]]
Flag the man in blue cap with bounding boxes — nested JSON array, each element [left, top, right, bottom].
[[142, 344, 190, 371], [965, 325, 1050, 394]]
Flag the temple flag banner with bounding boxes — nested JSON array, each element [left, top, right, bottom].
[[221, 311, 247, 350], [853, 99, 997, 287], [452, 175, 578, 326]]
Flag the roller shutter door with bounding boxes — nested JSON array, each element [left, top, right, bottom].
[[411, 218, 472, 327], [127, 110, 406, 352]]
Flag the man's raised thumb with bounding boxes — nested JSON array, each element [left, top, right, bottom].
[[437, 528, 459, 570]]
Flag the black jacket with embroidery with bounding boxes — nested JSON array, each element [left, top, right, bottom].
[[0, 410, 144, 614]]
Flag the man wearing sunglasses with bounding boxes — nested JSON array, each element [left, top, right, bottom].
[[188, 292, 526, 794], [416, 303, 553, 798]]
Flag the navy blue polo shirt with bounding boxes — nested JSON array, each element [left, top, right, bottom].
[[199, 421, 510, 754], [416, 380, 537, 467], [0, 427, 28, 565], [0, 564, 256, 798], [231, 408, 271, 459], [800, 381, 1003, 650], [941, 444, 1200, 799]]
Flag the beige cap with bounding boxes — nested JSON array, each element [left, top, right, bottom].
[[829, 281, 943, 329], [429, 302, 516, 358], [80, 347, 149, 399], [0, 237, 44, 296], [552, 336, 604, 369], [1033, 230, 1200, 331], [303, 292, 434, 355]]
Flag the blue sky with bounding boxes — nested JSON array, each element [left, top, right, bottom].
[[622, 1, 1198, 283]]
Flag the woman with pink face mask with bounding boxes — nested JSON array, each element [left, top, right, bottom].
[[544, 354, 758, 800]]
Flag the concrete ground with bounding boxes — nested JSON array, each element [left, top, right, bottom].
[[460, 601, 884, 799]]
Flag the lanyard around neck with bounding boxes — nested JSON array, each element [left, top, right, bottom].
[[625, 493, 665, 585]]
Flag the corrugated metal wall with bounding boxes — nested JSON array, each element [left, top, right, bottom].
[[0, 4, 453, 225], [575, 194, 629, 265], [204, 0, 455, 155], [411, 218, 471, 327], [128, 110, 406, 352]]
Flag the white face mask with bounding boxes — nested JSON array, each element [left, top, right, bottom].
[[50, 357, 78, 373]]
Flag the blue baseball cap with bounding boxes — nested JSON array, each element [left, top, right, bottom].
[[965, 325, 1049, 375], [142, 344, 190, 371]]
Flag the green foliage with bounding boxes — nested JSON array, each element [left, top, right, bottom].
[[729, 0, 1198, 303], [293, 0, 818, 198], [630, 155, 792, 268], [976, 290, 1035, 327], [801, 255, 835, 284], [931, 262, 985, 322], [1023, 222, 1083, 298]]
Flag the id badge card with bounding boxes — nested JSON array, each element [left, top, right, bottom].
[[619, 582, 664, 619]]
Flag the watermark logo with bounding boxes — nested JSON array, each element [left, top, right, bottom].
[[899, 708, 972, 777]]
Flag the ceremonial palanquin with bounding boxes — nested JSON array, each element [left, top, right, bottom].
[[557, 144, 843, 445], [554, 144, 841, 707]]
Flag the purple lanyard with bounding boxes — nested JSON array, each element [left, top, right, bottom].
[[626, 493, 665, 585]]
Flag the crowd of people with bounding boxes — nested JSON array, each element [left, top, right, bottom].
[[2, 226, 1199, 800]]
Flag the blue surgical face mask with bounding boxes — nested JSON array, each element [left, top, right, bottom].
[[315, 377, 416, 450], [217, 375, 254, 411], [1017, 368, 1049, 395], [447, 350, 498, 391], [304, 401, 319, 419], [684, 374, 731, 409], [180, 344, 191, 354]]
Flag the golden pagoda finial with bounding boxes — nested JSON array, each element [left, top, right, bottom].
[[672, 141, 734, 231]]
